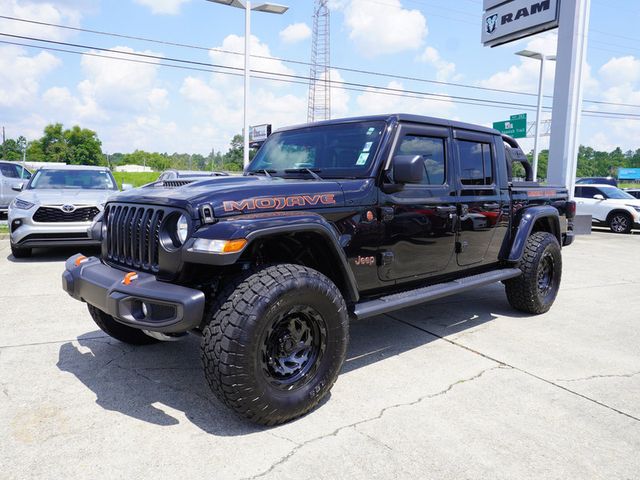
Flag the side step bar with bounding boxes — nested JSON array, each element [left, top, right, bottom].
[[352, 268, 522, 320]]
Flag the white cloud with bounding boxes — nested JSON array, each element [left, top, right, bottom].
[[417, 46, 458, 82], [209, 34, 295, 82], [599, 56, 640, 86], [0, 46, 61, 108], [0, 0, 82, 40], [341, 0, 427, 56], [279, 23, 312, 44], [134, 0, 190, 15]]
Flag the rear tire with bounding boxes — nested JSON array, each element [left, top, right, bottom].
[[201, 264, 349, 425], [505, 232, 562, 314], [10, 244, 31, 258], [608, 212, 632, 234], [88, 305, 159, 345]]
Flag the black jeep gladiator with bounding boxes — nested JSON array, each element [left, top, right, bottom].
[[62, 114, 575, 425]]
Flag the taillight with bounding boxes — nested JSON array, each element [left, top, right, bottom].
[[566, 200, 576, 219]]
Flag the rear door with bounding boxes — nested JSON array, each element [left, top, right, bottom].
[[0, 163, 23, 207], [453, 130, 505, 267], [378, 123, 457, 282]]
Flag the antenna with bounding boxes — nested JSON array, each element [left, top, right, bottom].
[[307, 0, 330, 123]]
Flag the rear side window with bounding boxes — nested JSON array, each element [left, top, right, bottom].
[[457, 141, 493, 186], [397, 135, 446, 185], [576, 186, 600, 198]]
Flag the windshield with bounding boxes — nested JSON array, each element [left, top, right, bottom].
[[28, 169, 117, 190], [248, 121, 386, 178], [600, 186, 636, 199]]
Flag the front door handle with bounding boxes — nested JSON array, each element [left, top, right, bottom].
[[483, 203, 500, 209], [436, 206, 457, 214]]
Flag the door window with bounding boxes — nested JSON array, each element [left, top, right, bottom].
[[576, 186, 601, 198], [457, 141, 494, 186], [396, 135, 446, 185], [0, 163, 22, 178]]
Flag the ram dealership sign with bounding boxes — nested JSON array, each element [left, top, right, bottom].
[[482, 0, 560, 47]]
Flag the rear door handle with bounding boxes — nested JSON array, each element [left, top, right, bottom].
[[483, 203, 500, 209]]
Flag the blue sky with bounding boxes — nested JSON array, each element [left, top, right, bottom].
[[2, 0, 640, 155]]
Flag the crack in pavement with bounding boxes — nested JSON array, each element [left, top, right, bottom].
[[556, 371, 640, 383], [0, 334, 109, 350], [388, 314, 640, 424], [243, 366, 503, 480]]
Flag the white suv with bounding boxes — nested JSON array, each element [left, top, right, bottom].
[[575, 184, 640, 234]]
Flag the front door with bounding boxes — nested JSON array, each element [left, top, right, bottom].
[[378, 123, 457, 282], [453, 131, 505, 267]]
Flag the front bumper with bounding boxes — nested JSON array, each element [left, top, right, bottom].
[[62, 254, 206, 333], [10, 208, 100, 247]]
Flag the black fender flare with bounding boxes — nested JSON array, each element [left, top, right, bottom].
[[182, 213, 360, 303], [505, 206, 561, 262]]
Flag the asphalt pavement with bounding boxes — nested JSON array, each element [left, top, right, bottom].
[[1, 233, 639, 479]]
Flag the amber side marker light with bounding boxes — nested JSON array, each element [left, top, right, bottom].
[[122, 272, 139, 285], [74, 256, 88, 266], [223, 239, 248, 253]]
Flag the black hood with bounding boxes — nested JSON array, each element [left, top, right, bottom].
[[109, 176, 352, 218]]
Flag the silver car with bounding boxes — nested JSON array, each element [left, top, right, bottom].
[[8, 165, 118, 258], [0, 161, 31, 214]]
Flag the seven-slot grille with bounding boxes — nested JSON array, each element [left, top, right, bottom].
[[33, 206, 100, 223], [105, 204, 166, 272]]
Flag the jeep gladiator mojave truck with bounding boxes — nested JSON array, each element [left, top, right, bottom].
[[62, 114, 575, 425]]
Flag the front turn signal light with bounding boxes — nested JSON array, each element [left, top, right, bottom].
[[74, 255, 88, 266], [191, 238, 247, 254]]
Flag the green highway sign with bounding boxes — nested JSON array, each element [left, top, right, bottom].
[[493, 113, 527, 138]]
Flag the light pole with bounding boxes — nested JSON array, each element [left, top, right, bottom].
[[516, 50, 556, 181], [206, 0, 289, 169]]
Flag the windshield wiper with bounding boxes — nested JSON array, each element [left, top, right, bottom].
[[284, 168, 323, 180], [247, 169, 275, 177]]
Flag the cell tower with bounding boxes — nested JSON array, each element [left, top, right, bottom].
[[307, 0, 330, 123]]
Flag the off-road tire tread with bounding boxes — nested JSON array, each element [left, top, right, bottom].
[[505, 232, 562, 314], [88, 304, 159, 345], [201, 264, 348, 426]]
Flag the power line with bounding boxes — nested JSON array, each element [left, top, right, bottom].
[[3, 14, 640, 110], [3, 34, 640, 121]]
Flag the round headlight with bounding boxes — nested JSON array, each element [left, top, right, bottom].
[[176, 214, 189, 244]]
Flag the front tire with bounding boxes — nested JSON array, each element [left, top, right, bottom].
[[201, 264, 349, 425], [88, 305, 159, 345], [505, 232, 562, 314], [608, 212, 632, 234], [10, 243, 31, 258]]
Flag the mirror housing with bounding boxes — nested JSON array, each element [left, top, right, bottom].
[[593, 194, 605, 201], [121, 183, 134, 191], [392, 155, 424, 184], [11, 183, 24, 192]]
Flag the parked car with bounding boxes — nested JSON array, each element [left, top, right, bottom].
[[157, 169, 229, 187], [63, 114, 575, 425], [574, 184, 640, 233], [576, 177, 618, 187], [8, 165, 118, 258], [624, 188, 640, 199], [0, 161, 31, 214]]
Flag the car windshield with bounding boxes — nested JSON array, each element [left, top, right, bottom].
[[247, 121, 386, 178], [28, 169, 117, 190], [600, 186, 635, 199]]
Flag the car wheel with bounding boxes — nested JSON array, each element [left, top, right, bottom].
[[201, 264, 349, 425], [505, 232, 562, 314], [10, 243, 32, 258], [608, 212, 632, 234], [88, 305, 159, 345]]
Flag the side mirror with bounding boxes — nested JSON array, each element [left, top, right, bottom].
[[593, 194, 605, 201], [121, 183, 134, 191], [392, 155, 424, 184], [11, 183, 24, 192]]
